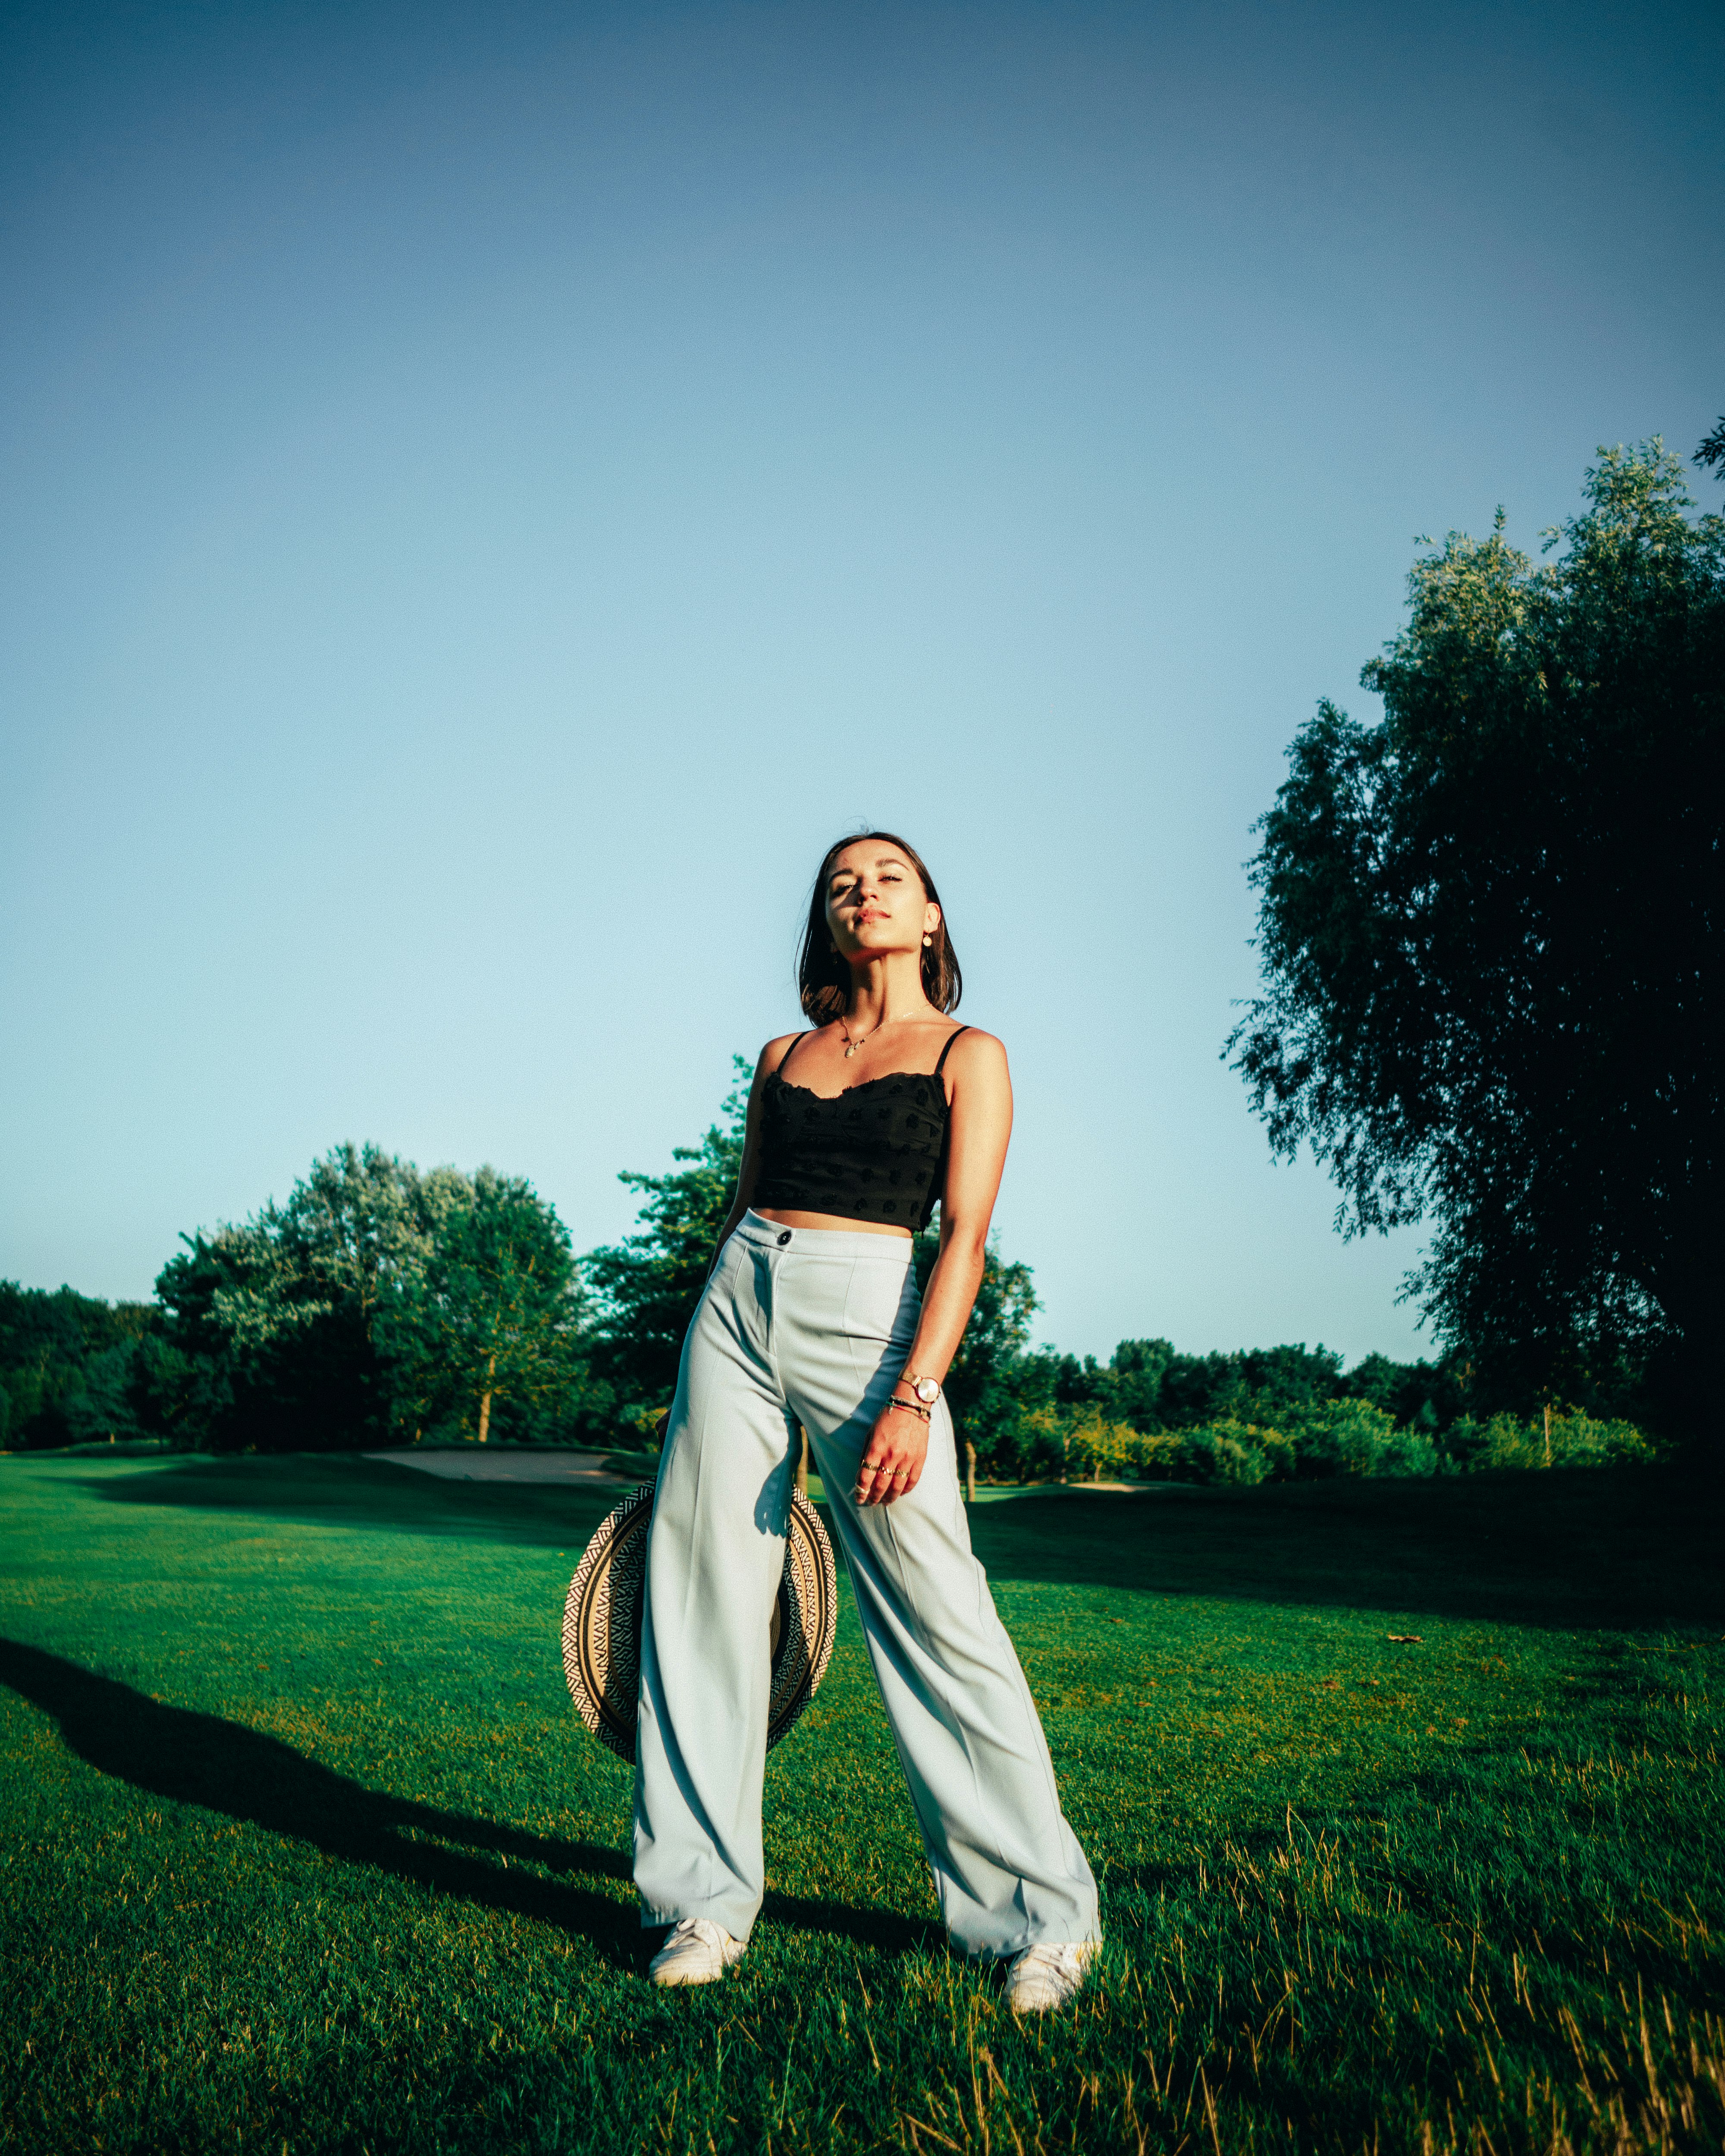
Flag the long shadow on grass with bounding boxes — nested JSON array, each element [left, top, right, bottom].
[[74, 1454, 619, 1551], [0, 1639, 937, 1967]]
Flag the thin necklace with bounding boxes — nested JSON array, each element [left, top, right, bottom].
[[839, 1012, 913, 1060]]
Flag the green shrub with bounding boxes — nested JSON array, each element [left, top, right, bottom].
[[991, 1408, 1275, 1486], [1164, 1420, 1273, 1484], [1443, 1407, 1660, 1472], [985, 1405, 1080, 1482], [1278, 1397, 1440, 1479], [963, 1387, 1659, 1489]]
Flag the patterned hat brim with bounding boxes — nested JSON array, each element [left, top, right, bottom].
[[561, 1479, 838, 1764]]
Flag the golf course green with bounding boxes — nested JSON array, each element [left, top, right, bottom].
[[2, 1451, 1719, 2153]]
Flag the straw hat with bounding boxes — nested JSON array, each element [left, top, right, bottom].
[[561, 1480, 838, 1763]]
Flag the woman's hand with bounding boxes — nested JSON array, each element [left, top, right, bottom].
[[855, 1395, 930, 1506]]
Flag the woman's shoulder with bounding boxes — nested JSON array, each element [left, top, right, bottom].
[[941, 1023, 1008, 1076], [759, 1027, 815, 1075]]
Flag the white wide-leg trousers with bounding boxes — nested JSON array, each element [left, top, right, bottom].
[[632, 1210, 1100, 1955]]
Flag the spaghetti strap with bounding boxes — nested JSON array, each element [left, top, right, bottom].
[[933, 1025, 970, 1076], [775, 1032, 809, 1076]]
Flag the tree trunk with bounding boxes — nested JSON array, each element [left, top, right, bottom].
[[965, 1442, 976, 1505], [478, 1354, 496, 1444]]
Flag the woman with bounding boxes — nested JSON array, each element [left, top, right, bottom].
[[634, 830, 1101, 2012]]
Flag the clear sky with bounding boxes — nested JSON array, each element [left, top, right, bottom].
[[3, 0, 1721, 1366]]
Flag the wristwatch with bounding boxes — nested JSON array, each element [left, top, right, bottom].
[[901, 1373, 942, 1407]]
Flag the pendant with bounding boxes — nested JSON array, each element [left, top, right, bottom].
[[844, 1041, 859, 1058]]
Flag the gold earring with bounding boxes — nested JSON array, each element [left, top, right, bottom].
[[922, 934, 933, 948]]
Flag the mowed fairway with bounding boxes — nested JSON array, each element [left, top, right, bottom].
[[1, 1454, 1721, 2155]]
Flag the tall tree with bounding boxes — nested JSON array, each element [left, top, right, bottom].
[[583, 1061, 750, 1407], [1228, 442, 1724, 1426], [910, 1232, 1038, 1455], [150, 1145, 452, 1448], [380, 1168, 584, 1442]]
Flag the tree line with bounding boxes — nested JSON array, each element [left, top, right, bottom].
[[0, 1061, 1657, 1480], [0, 1149, 593, 1455]]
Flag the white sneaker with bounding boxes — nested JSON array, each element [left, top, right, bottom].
[[1005, 1941, 1098, 2013], [648, 1917, 746, 1987]]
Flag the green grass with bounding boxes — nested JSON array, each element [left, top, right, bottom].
[[1, 1452, 1720, 2155]]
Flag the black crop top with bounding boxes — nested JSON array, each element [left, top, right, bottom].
[[752, 1028, 970, 1230]]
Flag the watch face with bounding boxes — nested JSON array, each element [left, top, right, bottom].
[[914, 1378, 940, 1405]]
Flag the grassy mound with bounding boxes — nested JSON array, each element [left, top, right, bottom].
[[1, 1453, 1720, 2153]]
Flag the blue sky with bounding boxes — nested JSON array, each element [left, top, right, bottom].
[[3, 0, 1721, 1364]]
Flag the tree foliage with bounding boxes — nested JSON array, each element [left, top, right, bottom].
[[967, 1335, 1466, 1471], [148, 1144, 591, 1449], [0, 1283, 153, 1448], [582, 1060, 751, 1407], [149, 1146, 434, 1449], [910, 1231, 1038, 1455], [1228, 443, 1724, 1423], [379, 1168, 586, 1443]]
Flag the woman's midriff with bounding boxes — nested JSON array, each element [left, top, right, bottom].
[[751, 1207, 913, 1238]]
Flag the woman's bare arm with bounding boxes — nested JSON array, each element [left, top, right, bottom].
[[856, 1030, 1013, 1504]]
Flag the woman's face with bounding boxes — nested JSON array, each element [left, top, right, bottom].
[[824, 842, 941, 970]]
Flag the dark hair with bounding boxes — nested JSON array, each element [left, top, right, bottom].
[[797, 830, 963, 1023]]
